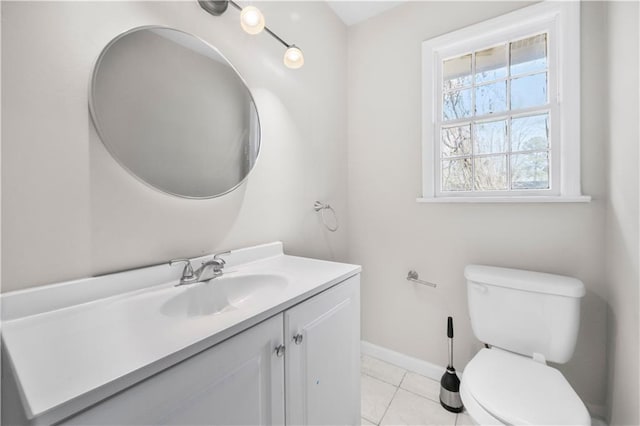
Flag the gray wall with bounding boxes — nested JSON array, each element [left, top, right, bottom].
[[605, 2, 639, 425], [347, 1, 610, 415], [1, 1, 349, 292], [2, 0, 639, 423]]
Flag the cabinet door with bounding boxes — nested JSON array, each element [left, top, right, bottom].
[[62, 314, 285, 425], [285, 275, 360, 426]]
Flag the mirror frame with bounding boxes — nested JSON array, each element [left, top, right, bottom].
[[89, 25, 261, 199]]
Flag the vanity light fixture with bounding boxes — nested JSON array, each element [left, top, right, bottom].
[[198, 0, 304, 69], [283, 45, 304, 69], [239, 6, 265, 35]]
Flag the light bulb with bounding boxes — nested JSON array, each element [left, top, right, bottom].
[[284, 45, 304, 69], [240, 6, 265, 35]]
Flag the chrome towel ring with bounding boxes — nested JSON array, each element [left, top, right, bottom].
[[314, 201, 339, 232]]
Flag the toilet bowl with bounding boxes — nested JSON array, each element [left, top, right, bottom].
[[461, 348, 590, 425], [462, 265, 591, 426]]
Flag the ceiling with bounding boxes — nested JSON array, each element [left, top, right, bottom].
[[326, 1, 407, 26]]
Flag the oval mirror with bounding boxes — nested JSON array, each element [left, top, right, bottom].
[[90, 26, 260, 199]]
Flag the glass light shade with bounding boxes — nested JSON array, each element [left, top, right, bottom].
[[284, 46, 304, 69], [240, 6, 265, 35]]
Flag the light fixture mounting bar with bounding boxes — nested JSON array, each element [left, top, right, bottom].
[[263, 26, 290, 49], [198, 0, 304, 69], [200, 0, 293, 48]]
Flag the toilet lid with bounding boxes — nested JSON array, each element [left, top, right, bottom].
[[462, 349, 590, 425]]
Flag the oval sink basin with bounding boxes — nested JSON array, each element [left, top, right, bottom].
[[161, 273, 289, 318]]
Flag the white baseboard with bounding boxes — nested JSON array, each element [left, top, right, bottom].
[[361, 340, 446, 382]]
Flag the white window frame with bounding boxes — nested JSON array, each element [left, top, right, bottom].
[[419, 1, 590, 203]]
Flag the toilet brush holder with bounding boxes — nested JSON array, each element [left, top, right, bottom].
[[440, 316, 464, 413]]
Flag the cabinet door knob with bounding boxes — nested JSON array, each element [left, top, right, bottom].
[[275, 344, 286, 357], [293, 333, 303, 345]]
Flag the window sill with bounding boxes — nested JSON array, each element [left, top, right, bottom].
[[416, 195, 592, 204]]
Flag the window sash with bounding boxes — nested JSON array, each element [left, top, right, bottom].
[[430, 20, 561, 198]]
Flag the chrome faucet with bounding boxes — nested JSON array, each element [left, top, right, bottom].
[[170, 251, 231, 286], [195, 251, 230, 282], [170, 259, 196, 285]]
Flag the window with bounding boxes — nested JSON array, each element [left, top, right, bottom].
[[420, 2, 589, 203]]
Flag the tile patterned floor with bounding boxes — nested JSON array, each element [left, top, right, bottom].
[[361, 355, 473, 426]]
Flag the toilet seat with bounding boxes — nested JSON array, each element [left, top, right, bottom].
[[461, 348, 590, 426]]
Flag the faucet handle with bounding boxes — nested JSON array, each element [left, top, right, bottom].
[[213, 250, 231, 265], [169, 259, 195, 280]]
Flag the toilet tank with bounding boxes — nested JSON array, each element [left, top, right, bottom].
[[465, 265, 585, 364]]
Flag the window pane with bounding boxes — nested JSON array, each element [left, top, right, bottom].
[[474, 155, 507, 190], [475, 81, 507, 116], [511, 151, 549, 189], [474, 120, 507, 154], [510, 33, 547, 75], [442, 158, 472, 191], [443, 89, 472, 121], [475, 45, 507, 83], [511, 73, 547, 110], [443, 54, 472, 90], [511, 113, 549, 152], [441, 125, 471, 157]]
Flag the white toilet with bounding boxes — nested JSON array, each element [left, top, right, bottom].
[[461, 265, 591, 426]]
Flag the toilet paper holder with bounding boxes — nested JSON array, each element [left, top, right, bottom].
[[406, 270, 437, 288]]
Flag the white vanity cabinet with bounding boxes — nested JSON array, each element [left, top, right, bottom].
[[62, 314, 286, 426], [285, 275, 361, 425], [58, 275, 360, 426]]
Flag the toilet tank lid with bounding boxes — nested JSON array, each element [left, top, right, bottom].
[[464, 265, 585, 298]]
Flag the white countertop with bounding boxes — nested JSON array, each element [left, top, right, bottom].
[[1, 242, 361, 425]]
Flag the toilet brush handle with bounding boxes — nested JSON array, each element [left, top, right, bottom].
[[447, 317, 454, 367]]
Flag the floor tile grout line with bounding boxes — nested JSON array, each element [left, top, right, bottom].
[[363, 357, 440, 388], [399, 386, 441, 404], [398, 371, 443, 404], [361, 355, 409, 386], [398, 369, 408, 388], [361, 370, 406, 388], [361, 413, 379, 425], [401, 371, 440, 386], [377, 371, 406, 426], [359, 372, 402, 425], [377, 384, 400, 425], [362, 357, 463, 426]]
